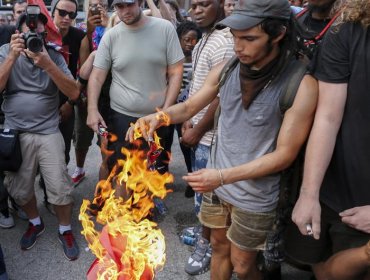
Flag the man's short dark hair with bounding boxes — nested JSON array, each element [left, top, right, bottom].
[[261, 17, 298, 54], [12, 0, 26, 13]]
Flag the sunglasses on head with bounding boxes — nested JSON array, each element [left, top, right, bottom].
[[56, 8, 77, 19]]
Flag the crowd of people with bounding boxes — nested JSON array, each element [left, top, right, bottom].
[[0, 0, 369, 279]]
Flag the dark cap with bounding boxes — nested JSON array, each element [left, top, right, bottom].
[[216, 0, 291, 30], [111, 0, 136, 6]]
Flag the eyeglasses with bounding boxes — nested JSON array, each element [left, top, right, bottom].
[[55, 8, 77, 19]]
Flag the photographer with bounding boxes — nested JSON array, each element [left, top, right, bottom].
[[0, 8, 80, 261]]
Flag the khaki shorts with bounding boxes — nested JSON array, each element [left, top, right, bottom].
[[199, 192, 276, 251], [4, 132, 73, 206]]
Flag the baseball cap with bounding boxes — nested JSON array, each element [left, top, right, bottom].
[[111, 0, 135, 6], [216, 0, 291, 30]]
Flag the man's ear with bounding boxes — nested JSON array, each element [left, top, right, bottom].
[[272, 26, 287, 44]]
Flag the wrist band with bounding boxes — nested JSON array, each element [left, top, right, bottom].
[[78, 76, 88, 86], [217, 169, 224, 187]]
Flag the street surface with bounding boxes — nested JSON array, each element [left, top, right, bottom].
[[1, 136, 313, 280]]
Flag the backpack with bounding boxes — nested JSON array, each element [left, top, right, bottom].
[[295, 7, 341, 59]]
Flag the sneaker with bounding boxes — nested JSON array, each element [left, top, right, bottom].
[[182, 225, 202, 239], [185, 237, 212, 275], [71, 169, 85, 186], [20, 221, 45, 250], [58, 230, 80, 261], [0, 212, 14, 229]]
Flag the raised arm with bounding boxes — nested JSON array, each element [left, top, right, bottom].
[[292, 81, 347, 239], [24, 47, 79, 100], [0, 32, 24, 92], [127, 62, 225, 141], [184, 75, 318, 192]]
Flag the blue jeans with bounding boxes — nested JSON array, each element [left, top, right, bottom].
[[191, 144, 210, 216]]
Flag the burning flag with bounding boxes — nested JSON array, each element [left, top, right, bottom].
[[80, 126, 173, 280]]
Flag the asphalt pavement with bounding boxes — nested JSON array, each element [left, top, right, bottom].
[[0, 136, 313, 280]]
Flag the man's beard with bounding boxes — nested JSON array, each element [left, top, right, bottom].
[[244, 40, 274, 69], [309, 0, 336, 14], [124, 10, 142, 25]]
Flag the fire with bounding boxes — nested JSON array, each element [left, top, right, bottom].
[[80, 127, 173, 280]]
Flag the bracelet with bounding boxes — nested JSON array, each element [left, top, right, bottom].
[[217, 169, 224, 187], [78, 76, 88, 86]]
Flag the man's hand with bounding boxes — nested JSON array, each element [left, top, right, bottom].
[[87, 6, 108, 33], [181, 121, 202, 147], [292, 191, 322, 240], [340, 205, 370, 234], [87, 108, 106, 133], [59, 102, 74, 123], [24, 46, 52, 70], [183, 169, 222, 193], [125, 113, 161, 142], [9, 31, 25, 59]]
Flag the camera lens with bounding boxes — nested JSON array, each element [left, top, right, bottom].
[[27, 37, 43, 53]]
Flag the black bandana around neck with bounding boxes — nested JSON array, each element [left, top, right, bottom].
[[239, 52, 286, 109]]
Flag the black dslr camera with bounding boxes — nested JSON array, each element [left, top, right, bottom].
[[23, 5, 44, 53]]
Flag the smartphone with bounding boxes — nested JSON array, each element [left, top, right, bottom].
[[90, 5, 100, 16]]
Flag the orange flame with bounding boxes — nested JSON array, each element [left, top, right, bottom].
[[80, 129, 173, 280]]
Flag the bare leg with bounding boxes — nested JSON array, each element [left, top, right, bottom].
[[54, 203, 72, 226], [230, 244, 261, 280], [21, 195, 39, 219], [75, 148, 88, 169], [210, 228, 233, 280]]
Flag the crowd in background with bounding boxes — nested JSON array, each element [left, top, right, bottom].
[[0, 0, 369, 279]]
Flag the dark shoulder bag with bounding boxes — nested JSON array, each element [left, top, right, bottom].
[[0, 128, 22, 172]]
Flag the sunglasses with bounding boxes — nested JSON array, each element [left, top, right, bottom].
[[56, 8, 77, 19]]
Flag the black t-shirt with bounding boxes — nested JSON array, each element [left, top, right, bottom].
[[297, 10, 332, 69], [59, 26, 85, 105], [314, 22, 370, 212]]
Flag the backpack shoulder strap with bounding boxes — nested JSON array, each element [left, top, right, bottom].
[[279, 59, 308, 114], [218, 55, 239, 89]]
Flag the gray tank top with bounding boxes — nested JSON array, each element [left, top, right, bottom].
[[211, 61, 295, 212]]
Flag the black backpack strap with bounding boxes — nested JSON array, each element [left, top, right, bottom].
[[217, 55, 239, 89], [279, 60, 308, 114]]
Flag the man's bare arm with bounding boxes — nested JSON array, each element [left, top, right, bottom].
[[292, 81, 347, 239], [163, 60, 183, 109], [128, 62, 224, 141], [184, 75, 318, 192], [222, 75, 318, 182], [86, 66, 109, 131]]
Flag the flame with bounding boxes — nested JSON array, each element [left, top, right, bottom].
[[80, 128, 173, 280]]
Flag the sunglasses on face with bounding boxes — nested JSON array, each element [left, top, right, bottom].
[[56, 8, 77, 19]]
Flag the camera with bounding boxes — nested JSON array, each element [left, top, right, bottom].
[[23, 5, 44, 53]]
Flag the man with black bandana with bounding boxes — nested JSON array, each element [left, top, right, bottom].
[[127, 0, 318, 278]]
